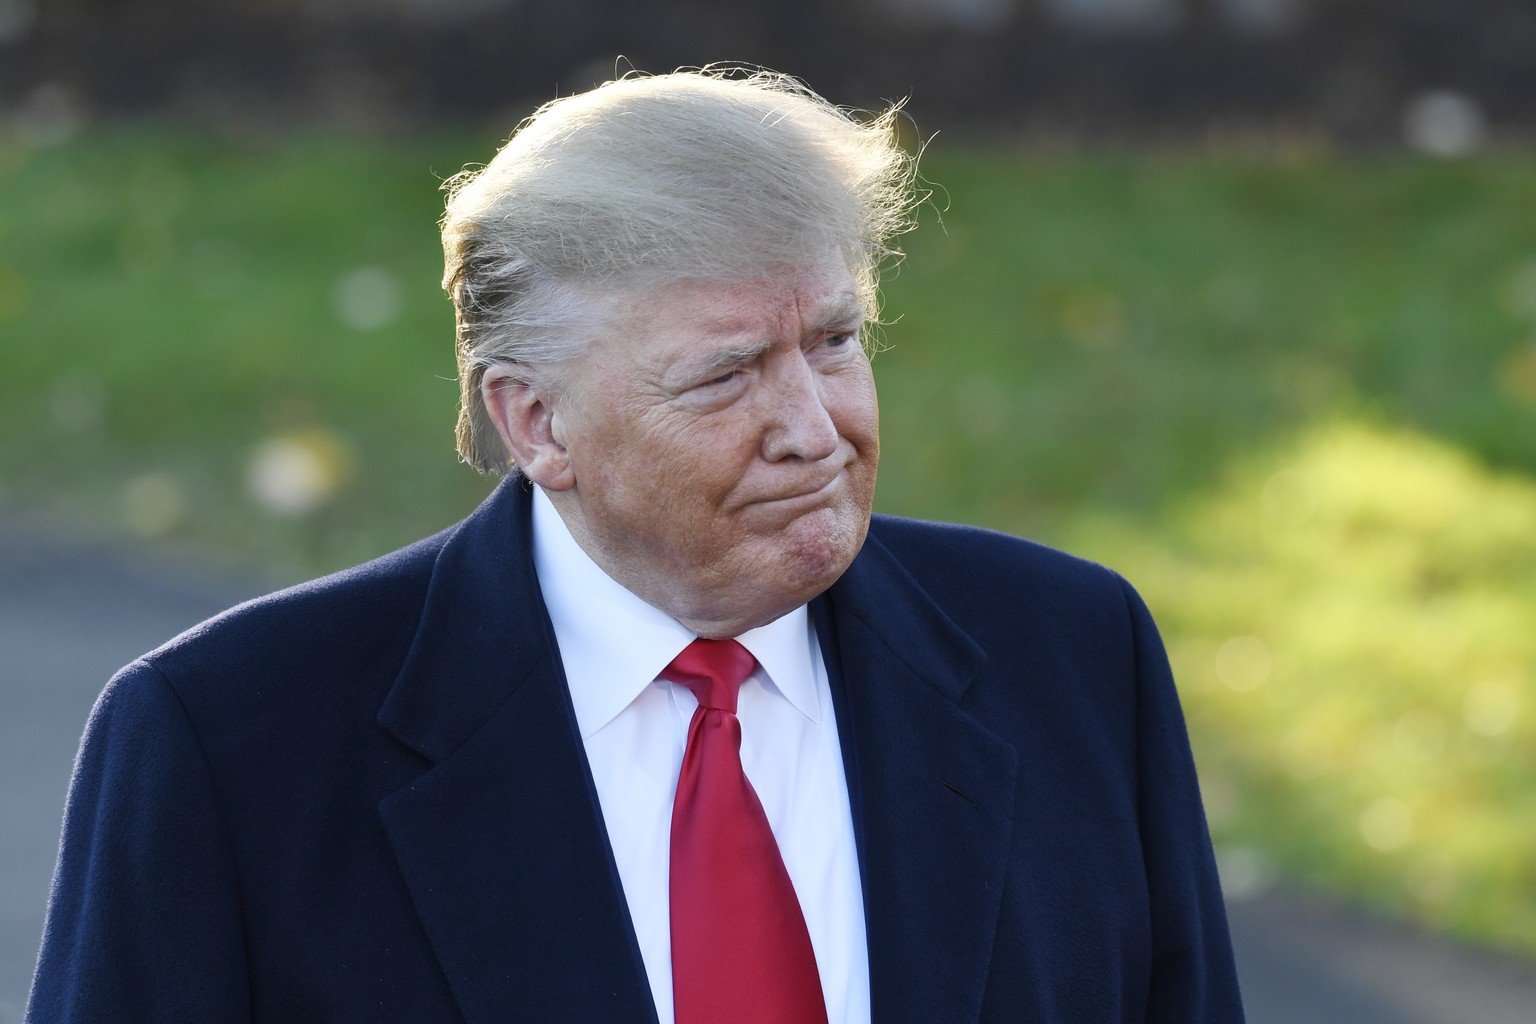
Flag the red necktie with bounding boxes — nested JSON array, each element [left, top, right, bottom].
[[665, 638, 829, 1024]]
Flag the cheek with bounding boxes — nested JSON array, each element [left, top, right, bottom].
[[835, 373, 880, 452], [616, 429, 742, 530], [662, 417, 761, 489]]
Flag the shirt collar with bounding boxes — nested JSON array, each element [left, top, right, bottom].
[[531, 486, 820, 738], [735, 609, 821, 726]]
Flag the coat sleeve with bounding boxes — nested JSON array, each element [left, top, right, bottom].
[[27, 660, 252, 1024], [1118, 577, 1247, 1022]]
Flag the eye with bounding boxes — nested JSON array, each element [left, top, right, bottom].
[[704, 370, 737, 386], [826, 330, 858, 347]]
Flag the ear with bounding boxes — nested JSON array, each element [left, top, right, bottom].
[[481, 365, 577, 491]]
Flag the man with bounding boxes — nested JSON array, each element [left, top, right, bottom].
[[29, 70, 1244, 1022]]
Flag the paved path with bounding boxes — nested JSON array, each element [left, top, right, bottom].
[[3, 518, 1534, 1022], [1228, 887, 1536, 1023]]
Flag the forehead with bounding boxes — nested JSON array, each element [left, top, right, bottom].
[[626, 263, 865, 350]]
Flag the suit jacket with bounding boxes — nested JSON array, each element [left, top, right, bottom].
[[29, 478, 1244, 1023]]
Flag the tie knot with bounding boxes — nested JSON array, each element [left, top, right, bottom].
[[662, 638, 756, 713]]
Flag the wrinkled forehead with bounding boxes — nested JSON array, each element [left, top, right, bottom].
[[616, 260, 867, 340]]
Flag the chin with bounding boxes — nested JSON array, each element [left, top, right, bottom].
[[776, 506, 868, 594]]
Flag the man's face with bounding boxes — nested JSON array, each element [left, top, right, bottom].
[[546, 261, 879, 637]]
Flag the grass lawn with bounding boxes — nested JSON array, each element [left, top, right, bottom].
[[3, 126, 1534, 957]]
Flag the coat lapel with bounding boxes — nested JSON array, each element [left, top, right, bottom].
[[376, 480, 657, 1024], [815, 527, 1020, 1024]]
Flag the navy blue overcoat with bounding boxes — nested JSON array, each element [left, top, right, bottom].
[[29, 479, 1244, 1022]]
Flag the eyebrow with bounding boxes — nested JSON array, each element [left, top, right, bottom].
[[671, 291, 868, 383], [679, 341, 774, 384], [688, 291, 866, 338], [812, 293, 868, 332]]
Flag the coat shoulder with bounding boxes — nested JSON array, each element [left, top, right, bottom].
[[864, 513, 1135, 627], [136, 525, 454, 711]]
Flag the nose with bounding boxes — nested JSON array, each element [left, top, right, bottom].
[[761, 354, 839, 463]]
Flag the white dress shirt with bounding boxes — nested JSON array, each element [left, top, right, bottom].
[[531, 486, 870, 1024]]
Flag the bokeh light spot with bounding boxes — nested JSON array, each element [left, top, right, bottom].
[[14, 82, 84, 148], [331, 265, 403, 331], [1215, 845, 1278, 901], [246, 429, 354, 516], [123, 473, 186, 537], [1215, 634, 1272, 692], [49, 371, 106, 434], [1261, 466, 1317, 527], [0, 0, 37, 43], [1401, 90, 1485, 158], [1463, 678, 1521, 737], [1359, 797, 1414, 852]]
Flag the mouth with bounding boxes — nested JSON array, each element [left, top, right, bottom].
[[751, 471, 845, 513]]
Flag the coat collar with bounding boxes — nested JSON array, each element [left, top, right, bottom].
[[376, 477, 551, 764], [377, 483, 1018, 1024]]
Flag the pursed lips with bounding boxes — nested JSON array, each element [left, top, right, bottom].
[[746, 466, 848, 510]]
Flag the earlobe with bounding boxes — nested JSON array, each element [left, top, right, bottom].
[[481, 365, 577, 491]]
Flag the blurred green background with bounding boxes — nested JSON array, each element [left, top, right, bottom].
[[3, 0, 1533, 968]]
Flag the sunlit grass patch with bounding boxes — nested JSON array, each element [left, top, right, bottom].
[[1074, 420, 1536, 955]]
